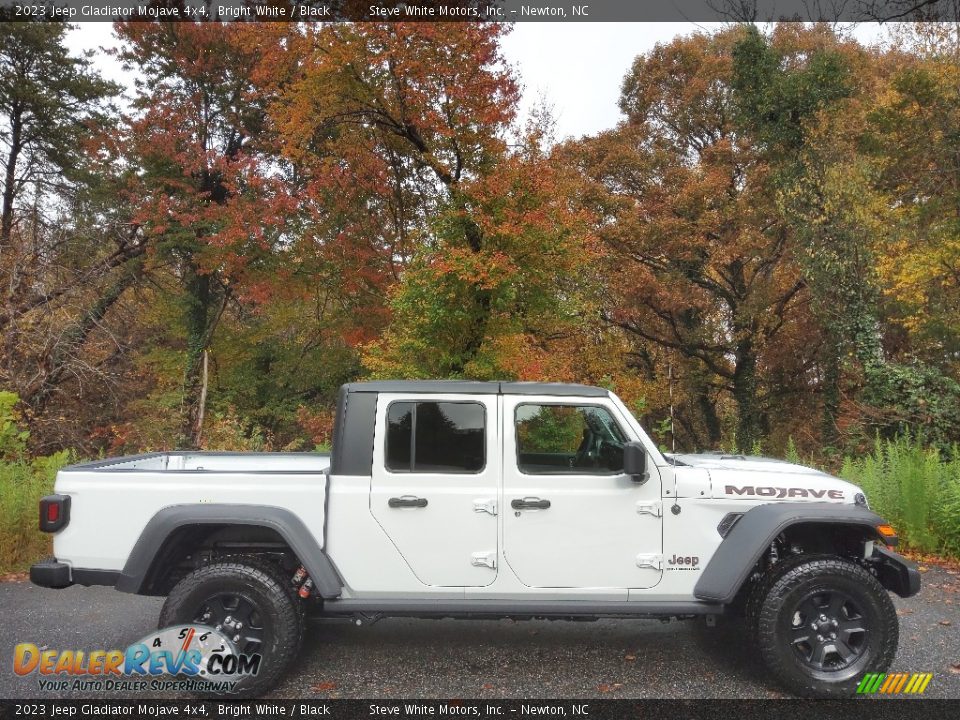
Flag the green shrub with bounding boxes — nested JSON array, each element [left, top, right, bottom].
[[0, 394, 71, 574], [841, 435, 960, 556], [0, 390, 28, 459], [0, 453, 71, 573]]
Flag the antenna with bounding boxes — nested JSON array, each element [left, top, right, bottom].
[[668, 360, 675, 453]]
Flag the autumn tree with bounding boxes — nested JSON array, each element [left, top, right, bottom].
[[868, 24, 960, 358], [573, 29, 815, 451], [365, 120, 603, 381], [853, 23, 960, 447], [115, 22, 293, 448], [271, 23, 520, 376], [730, 24, 880, 448]]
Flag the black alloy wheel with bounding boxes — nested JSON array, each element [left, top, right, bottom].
[[194, 591, 266, 656], [787, 589, 868, 671]]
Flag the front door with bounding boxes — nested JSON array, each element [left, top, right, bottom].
[[370, 393, 499, 587], [501, 397, 663, 589]]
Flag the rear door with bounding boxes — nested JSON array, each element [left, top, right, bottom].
[[501, 395, 663, 589], [370, 393, 499, 587]]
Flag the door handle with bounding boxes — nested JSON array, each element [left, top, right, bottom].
[[511, 497, 551, 510], [388, 495, 428, 508]]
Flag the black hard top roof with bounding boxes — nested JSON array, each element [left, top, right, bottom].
[[343, 380, 610, 397]]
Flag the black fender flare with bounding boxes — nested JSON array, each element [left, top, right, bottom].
[[694, 503, 889, 603], [116, 504, 342, 599]]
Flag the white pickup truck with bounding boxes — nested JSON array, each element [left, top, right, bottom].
[[31, 381, 919, 697]]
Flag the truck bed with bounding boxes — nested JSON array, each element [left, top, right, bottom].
[[53, 452, 331, 576]]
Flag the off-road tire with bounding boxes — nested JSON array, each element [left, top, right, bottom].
[[159, 558, 304, 698], [749, 554, 898, 697]]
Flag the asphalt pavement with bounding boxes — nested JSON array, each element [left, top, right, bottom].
[[1, 564, 957, 699]]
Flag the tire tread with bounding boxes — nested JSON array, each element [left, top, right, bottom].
[[750, 555, 898, 697], [159, 557, 304, 697]]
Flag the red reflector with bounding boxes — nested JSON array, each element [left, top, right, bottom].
[[46, 503, 59, 523]]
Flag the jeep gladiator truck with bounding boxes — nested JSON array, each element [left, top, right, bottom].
[[31, 381, 920, 697]]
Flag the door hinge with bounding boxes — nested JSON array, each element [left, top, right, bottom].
[[635, 501, 662, 517], [473, 498, 498, 516], [471, 551, 497, 569], [635, 553, 663, 570]]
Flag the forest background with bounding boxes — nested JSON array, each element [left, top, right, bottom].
[[2, 20, 960, 570]]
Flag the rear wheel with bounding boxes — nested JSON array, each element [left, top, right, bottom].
[[159, 559, 304, 697], [752, 555, 898, 697]]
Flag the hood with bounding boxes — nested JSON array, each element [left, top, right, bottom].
[[668, 454, 863, 503]]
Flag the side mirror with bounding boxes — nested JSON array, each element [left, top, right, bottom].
[[623, 442, 649, 484]]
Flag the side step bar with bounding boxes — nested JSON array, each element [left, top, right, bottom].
[[321, 599, 723, 619]]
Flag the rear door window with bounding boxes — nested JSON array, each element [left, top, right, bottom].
[[386, 401, 486, 473]]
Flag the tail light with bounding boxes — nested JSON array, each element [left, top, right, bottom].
[[39, 495, 70, 533]]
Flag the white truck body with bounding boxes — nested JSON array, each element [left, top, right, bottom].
[[51, 386, 862, 603], [33, 380, 920, 698]]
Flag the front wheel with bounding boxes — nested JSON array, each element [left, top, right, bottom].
[[753, 555, 899, 697], [159, 559, 304, 697]]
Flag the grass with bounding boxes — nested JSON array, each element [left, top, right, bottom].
[[840, 436, 960, 558], [0, 451, 70, 575]]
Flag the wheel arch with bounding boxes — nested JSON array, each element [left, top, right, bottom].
[[116, 504, 342, 599], [694, 503, 891, 604]]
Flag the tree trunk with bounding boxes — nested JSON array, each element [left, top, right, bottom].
[[195, 349, 209, 448], [451, 287, 491, 376], [696, 384, 722, 449], [1, 106, 23, 252], [821, 334, 841, 449], [678, 311, 722, 448], [449, 213, 490, 376], [733, 338, 761, 452], [178, 262, 213, 450]]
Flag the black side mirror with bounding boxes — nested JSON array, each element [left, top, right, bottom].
[[623, 442, 649, 484]]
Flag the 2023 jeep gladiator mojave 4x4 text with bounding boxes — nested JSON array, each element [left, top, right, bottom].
[[31, 381, 920, 697]]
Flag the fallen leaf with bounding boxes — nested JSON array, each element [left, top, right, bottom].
[[919, 566, 929, 573], [901, 551, 960, 573], [624, 655, 636, 662], [481, 683, 494, 691], [949, 664, 960, 675], [311, 682, 337, 692], [897, 609, 914, 616], [939, 620, 952, 626], [597, 684, 612, 693]]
